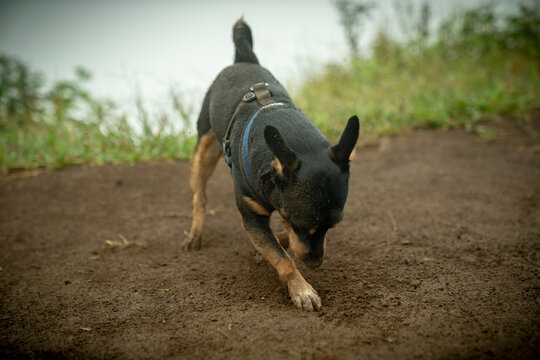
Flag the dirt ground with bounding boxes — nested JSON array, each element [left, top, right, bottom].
[[1, 125, 539, 359]]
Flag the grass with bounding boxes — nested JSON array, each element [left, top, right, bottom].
[[294, 47, 539, 143], [293, 3, 540, 142], [0, 63, 197, 173], [1, 3, 539, 174], [0, 115, 196, 171]]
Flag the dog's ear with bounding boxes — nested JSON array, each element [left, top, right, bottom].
[[264, 126, 300, 175], [330, 115, 360, 171]]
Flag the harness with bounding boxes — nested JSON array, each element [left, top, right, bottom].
[[222, 82, 285, 206]]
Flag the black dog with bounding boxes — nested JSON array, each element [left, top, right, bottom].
[[183, 18, 359, 311]]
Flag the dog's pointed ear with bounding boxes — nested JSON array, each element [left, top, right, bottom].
[[264, 126, 300, 175], [330, 115, 360, 171]]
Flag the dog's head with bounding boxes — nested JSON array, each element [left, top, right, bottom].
[[264, 116, 359, 269]]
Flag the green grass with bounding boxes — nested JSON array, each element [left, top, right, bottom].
[[293, 1, 540, 143], [0, 61, 197, 173], [0, 115, 196, 172], [293, 48, 539, 143]]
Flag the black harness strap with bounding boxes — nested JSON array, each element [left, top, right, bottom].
[[222, 82, 272, 167]]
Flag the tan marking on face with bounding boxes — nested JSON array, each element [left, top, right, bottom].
[[309, 227, 317, 235], [271, 157, 283, 176], [272, 157, 300, 176], [289, 231, 309, 261], [280, 216, 309, 261], [243, 196, 271, 216]]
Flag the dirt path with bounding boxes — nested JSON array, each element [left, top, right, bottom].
[[1, 127, 539, 359]]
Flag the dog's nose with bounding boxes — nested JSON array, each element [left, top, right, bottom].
[[303, 256, 323, 269]]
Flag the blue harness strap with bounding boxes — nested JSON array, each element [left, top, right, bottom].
[[241, 109, 262, 194], [240, 102, 286, 202]]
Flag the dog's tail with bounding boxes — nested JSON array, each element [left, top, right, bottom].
[[233, 17, 259, 64]]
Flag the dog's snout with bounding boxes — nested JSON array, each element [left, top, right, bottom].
[[295, 233, 325, 269]]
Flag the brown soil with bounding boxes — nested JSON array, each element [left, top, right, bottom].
[[1, 127, 539, 359]]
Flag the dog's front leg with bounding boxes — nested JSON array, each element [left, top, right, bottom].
[[241, 210, 321, 311]]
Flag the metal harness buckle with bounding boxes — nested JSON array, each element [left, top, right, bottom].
[[250, 82, 269, 92]]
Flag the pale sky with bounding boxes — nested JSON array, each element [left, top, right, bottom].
[[0, 0, 517, 123]]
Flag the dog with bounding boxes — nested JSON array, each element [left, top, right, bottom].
[[182, 18, 359, 311]]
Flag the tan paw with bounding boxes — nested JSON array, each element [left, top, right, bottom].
[[287, 278, 322, 311], [182, 229, 202, 251]]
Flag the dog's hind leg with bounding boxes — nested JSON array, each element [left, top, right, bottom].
[[182, 129, 222, 251]]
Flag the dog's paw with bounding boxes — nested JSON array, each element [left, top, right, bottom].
[[182, 230, 202, 251], [287, 278, 322, 311]]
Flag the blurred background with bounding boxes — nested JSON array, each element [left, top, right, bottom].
[[1, 0, 539, 172]]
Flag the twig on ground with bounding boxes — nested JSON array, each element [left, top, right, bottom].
[[387, 211, 398, 233], [217, 327, 231, 339]]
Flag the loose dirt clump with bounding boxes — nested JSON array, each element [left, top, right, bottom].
[[1, 127, 539, 359]]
